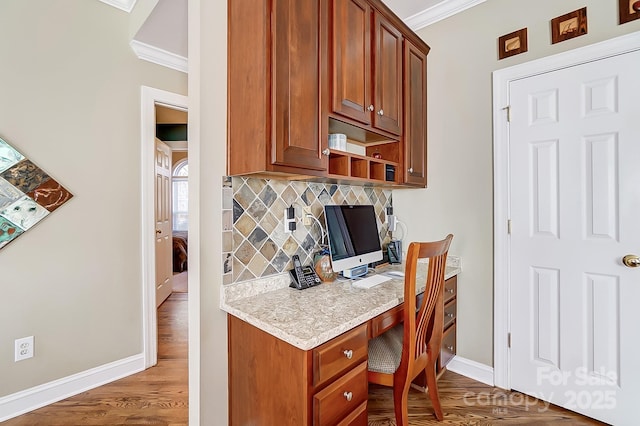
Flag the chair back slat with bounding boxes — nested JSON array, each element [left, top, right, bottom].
[[401, 235, 453, 369]]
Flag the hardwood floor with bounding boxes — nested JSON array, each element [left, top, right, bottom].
[[3, 292, 189, 426], [368, 372, 607, 425], [5, 292, 605, 425]]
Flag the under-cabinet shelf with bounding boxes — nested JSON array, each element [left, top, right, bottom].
[[327, 149, 400, 185]]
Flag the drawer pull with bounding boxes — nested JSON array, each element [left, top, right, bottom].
[[343, 391, 353, 402], [446, 345, 454, 351], [447, 288, 455, 294], [446, 313, 455, 318], [343, 349, 353, 359]]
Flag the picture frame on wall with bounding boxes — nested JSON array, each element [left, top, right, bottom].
[[551, 7, 588, 44], [498, 28, 528, 60], [619, 0, 640, 24]]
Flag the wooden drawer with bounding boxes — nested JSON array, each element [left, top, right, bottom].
[[443, 299, 456, 330], [313, 324, 368, 387], [440, 324, 456, 369], [336, 401, 367, 426], [444, 275, 457, 304], [313, 362, 368, 426], [369, 305, 403, 339]]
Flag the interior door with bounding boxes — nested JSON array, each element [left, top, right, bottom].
[[155, 138, 173, 307], [509, 50, 640, 425]]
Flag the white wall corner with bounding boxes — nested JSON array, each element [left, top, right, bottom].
[[99, 0, 138, 13], [0, 354, 144, 422], [445, 355, 495, 387], [130, 40, 188, 74], [404, 0, 486, 31]]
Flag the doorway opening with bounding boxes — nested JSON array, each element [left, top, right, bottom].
[[140, 87, 189, 370]]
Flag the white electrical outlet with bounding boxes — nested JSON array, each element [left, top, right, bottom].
[[15, 336, 34, 362], [302, 206, 312, 226]]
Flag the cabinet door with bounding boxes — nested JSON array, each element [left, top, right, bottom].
[[272, 0, 327, 171], [331, 0, 371, 125], [372, 12, 402, 136], [403, 39, 428, 187]]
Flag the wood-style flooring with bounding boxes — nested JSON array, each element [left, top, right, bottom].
[[3, 292, 189, 426], [4, 292, 605, 425]]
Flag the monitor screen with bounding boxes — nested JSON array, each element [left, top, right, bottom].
[[324, 204, 383, 274]]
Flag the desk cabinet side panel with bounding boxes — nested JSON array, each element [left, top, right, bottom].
[[228, 315, 311, 425]]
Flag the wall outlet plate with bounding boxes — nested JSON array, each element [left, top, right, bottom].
[[15, 336, 34, 362], [302, 206, 312, 226]]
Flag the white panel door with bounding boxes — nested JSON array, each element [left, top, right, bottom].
[[509, 50, 640, 425], [155, 138, 173, 307]]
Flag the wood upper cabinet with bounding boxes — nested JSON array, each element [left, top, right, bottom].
[[403, 39, 428, 187], [372, 12, 403, 136], [331, 0, 402, 136], [227, 0, 328, 176]]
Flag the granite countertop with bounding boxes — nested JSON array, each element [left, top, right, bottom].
[[221, 261, 461, 351]]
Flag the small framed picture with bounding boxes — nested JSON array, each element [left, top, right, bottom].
[[551, 7, 588, 44], [619, 0, 640, 24], [498, 28, 528, 60]]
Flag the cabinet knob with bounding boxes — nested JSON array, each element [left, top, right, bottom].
[[446, 313, 455, 318], [343, 349, 353, 359], [156, 230, 162, 234], [377, 109, 384, 116], [322, 148, 330, 156], [408, 167, 414, 173], [446, 345, 454, 351], [343, 391, 353, 402], [447, 288, 455, 294], [368, 104, 374, 112]]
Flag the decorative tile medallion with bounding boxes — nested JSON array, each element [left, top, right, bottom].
[[0, 137, 73, 250], [222, 176, 393, 284]]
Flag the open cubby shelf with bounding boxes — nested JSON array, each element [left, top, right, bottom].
[[327, 149, 400, 184]]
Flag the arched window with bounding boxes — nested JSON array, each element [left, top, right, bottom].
[[172, 160, 188, 231]]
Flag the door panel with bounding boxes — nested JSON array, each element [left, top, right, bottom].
[[373, 12, 402, 135], [331, 0, 371, 124], [509, 50, 640, 425], [403, 39, 427, 186], [155, 139, 172, 307], [271, 0, 326, 170]]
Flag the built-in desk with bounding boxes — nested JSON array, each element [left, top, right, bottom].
[[221, 262, 460, 425]]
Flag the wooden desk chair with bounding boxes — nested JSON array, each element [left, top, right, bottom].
[[368, 234, 453, 425]]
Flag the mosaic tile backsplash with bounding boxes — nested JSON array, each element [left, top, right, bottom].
[[0, 137, 72, 249], [223, 177, 393, 284]]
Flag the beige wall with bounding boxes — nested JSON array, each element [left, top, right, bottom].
[[394, 0, 640, 367], [0, 1, 186, 397]]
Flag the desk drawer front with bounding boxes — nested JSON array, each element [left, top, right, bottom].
[[337, 401, 367, 426], [313, 362, 367, 426], [444, 276, 457, 304], [369, 305, 403, 339], [440, 324, 456, 368], [443, 299, 456, 330], [313, 324, 368, 387]]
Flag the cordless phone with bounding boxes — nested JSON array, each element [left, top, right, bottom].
[[289, 254, 321, 290]]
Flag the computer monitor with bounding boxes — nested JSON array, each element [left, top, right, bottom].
[[324, 204, 383, 277]]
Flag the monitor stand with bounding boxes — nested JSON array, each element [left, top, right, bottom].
[[342, 265, 368, 279]]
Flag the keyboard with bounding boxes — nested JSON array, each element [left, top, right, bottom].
[[352, 274, 392, 289]]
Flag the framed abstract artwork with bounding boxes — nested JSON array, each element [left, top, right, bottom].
[[551, 7, 588, 44], [498, 28, 528, 60], [0, 137, 73, 250], [619, 0, 640, 24]]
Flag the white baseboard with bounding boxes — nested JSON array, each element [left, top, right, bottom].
[[446, 355, 495, 387], [0, 353, 145, 422]]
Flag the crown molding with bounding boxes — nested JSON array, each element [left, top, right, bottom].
[[130, 40, 188, 73], [98, 0, 137, 13], [404, 0, 486, 31]]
